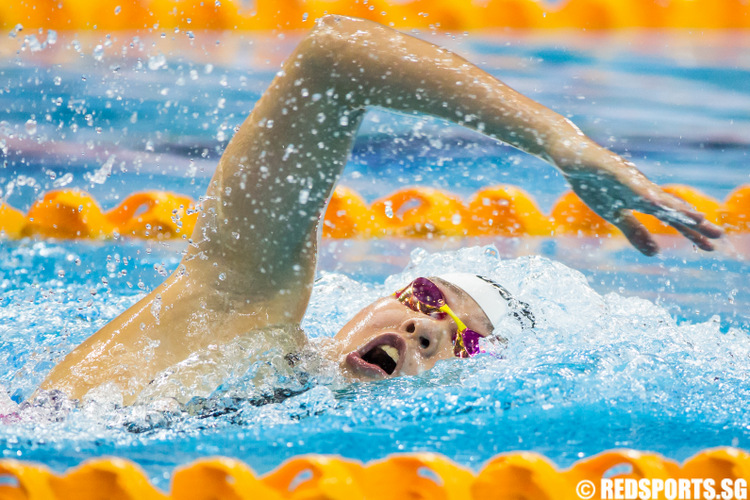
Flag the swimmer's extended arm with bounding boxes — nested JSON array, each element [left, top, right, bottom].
[[194, 15, 722, 310]]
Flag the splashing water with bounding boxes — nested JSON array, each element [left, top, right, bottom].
[[1, 240, 746, 488]]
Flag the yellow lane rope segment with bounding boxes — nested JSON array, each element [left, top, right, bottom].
[[0, 184, 746, 240], [0, 0, 749, 30], [1, 448, 748, 499]]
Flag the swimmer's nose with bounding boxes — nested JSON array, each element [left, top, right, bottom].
[[399, 318, 441, 356]]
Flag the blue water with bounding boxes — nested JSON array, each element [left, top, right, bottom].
[[0, 29, 748, 489]]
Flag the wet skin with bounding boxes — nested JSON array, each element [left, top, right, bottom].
[[331, 278, 493, 381]]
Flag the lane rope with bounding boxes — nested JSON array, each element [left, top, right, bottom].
[[2, 0, 749, 31], [1, 184, 746, 240], [0, 448, 748, 498]]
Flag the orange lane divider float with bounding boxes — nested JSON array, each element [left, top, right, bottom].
[[0, 184, 747, 241], [106, 191, 199, 239], [550, 190, 620, 238], [370, 187, 470, 238], [721, 185, 750, 233], [1, 0, 749, 31], [322, 185, 372, 239], [5, 189, 198, 240], [0, 448, 749, 499], [22, 190, 115, 239], [0, 204, 26, 239], [466, 185, 552, 237]]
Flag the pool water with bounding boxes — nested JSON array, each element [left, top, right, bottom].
[[0, 29, 749, 488]]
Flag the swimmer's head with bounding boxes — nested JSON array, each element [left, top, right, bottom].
[[331, 274, 534, 381]]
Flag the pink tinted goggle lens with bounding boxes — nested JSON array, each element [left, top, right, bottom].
[[396, 277, 483, 358]]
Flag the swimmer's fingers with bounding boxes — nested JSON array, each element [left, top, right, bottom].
[[642, 191, 723, 249], [612, 211, 659, 256], [669, 220, 718, 251]]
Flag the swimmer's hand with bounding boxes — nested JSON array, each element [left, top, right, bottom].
[[555, 145, 723, 255]]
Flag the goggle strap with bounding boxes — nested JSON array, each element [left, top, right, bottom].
[[440, 304, 469, 356]]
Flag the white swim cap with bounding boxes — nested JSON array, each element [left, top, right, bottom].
[[437, 273, 535, 333]]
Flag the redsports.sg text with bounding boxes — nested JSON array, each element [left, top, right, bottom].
[[600, 478, 748, 500]]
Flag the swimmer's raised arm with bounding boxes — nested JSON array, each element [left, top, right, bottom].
[[199, 15, 722, 307]]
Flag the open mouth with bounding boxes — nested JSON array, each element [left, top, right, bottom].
[[345, 333, 406, 378]]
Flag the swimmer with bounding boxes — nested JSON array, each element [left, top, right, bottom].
[[38, 15, 722, 406]]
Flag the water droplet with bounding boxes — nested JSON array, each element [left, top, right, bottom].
[[25, 35, 42, 52], [53, 76, 61, 86], [53, 172, 73, 188], [384, 203, 394, 218], [93, 44, 104, 61], [218, 273, 226, 281], [85, 155, 115, 184], [147, 53, 166, 71], [302, 12, 309, 21], [24, 119, 37, 136], [114, 5, 121, 14], [9, 24, 22, 39], [339, 115, 349, 126], [150, 294, 162, 324], [299, 189, 309, 204], [46, 29, 57, 45]]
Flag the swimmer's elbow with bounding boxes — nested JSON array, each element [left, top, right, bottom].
[[314, 14, 365, 34], [307, 14, 380, 56]]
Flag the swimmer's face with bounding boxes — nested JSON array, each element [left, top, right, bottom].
[[332, 277, 492, 381]]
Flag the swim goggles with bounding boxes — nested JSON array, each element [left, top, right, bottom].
[[394, 277, 484, 358]]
